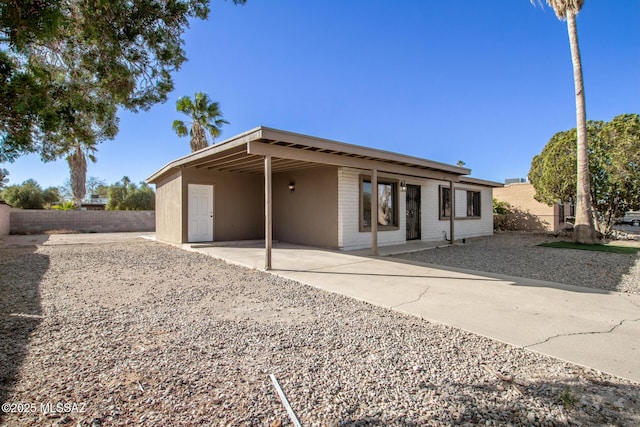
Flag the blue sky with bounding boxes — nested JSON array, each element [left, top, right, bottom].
[[3, 0, 639, 189]]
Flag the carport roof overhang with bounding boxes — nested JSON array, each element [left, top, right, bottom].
[[146, 126, 493, 184]]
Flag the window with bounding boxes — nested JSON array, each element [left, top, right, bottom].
[[439, 186, 451, 219], [439, 186, 481, 219], [467, 191, 481, 217], [360, 177, 398, 230]]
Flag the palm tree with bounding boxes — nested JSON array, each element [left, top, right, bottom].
[[172, 92, 229, 152], [535, 0, 598, 243], [67, 142, 97, 208]]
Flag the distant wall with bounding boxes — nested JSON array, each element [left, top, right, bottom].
[[0, 201, 10, 235], [493, 183, 559, 232], [9, 210, 155, 234]]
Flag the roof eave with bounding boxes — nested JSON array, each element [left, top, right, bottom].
[[258, 126, 471, 175], [146, 126, 264, 183], [460, 176, 504, 188], [147, 125, 476, 183]]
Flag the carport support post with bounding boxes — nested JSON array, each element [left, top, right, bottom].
[[371, 168, 378, 256], [265, 154, 272, 270], [449, 180, 455, 244]]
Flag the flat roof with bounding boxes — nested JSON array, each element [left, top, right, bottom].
[[147, 126, 501, 186]]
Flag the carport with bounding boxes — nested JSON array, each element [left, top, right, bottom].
[[147, 126, 473, 269]]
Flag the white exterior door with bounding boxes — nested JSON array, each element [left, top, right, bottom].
[[188, 184, 214, 242]]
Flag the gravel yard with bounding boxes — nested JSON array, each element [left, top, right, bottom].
[[392, 233, 640, 294], [1, 236, 640, 426]]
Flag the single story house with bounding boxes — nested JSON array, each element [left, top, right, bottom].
[[147, 126, 502, 269]]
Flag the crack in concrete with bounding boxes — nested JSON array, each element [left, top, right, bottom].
[[392, 286, 430, 309], [624, 297, 640, 310], [524, 317, 640, 349]]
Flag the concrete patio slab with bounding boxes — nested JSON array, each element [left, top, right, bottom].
[[186, 241, 640, 383]]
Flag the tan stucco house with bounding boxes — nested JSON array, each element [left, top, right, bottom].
[[147, 127, 501, 268]]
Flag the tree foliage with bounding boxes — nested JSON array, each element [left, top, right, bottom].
[[0, 167, 8, 189], [1, 179, 60, 208], [86, 176, 108, 197], [493, 198, 510, 215], [173, 92, 229, 152], [107, 177, 155, 210], [1, 0, 246, 162], [52, 200, 76, 210], [529, 114, 640, 233]]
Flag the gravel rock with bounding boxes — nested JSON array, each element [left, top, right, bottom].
[[1, 237, 639, 426], [392, 232, 640, 294]]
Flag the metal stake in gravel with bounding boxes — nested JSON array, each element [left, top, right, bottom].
[[269, 374, 302, 427]]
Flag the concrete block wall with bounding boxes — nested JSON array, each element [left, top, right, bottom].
[[0, 201, 10, 235], [9, 210, 155, 234], [493, 183, 558, 232]]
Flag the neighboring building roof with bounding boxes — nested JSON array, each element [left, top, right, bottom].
[[504, 178, 527, 185], [147, 126, 501, 187]]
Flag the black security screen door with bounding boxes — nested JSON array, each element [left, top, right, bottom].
[[406, 184, 421, 240]]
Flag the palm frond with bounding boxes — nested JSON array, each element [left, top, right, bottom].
[[172, 120, 189, 137], [174, 92, 229, 151], [543, 0, 584, 19]]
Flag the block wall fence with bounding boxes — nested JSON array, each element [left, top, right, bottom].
[[9, 209, 155, 234], [0, 202, 9, 235]]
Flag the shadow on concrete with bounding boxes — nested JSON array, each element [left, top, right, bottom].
[[0, 234, 50, 248], [273, 266, 505, 282], [0, 243, 48, 423]]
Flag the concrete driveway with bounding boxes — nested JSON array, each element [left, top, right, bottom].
[[5, 233, 637, 382], [186, 241, 640, 383]]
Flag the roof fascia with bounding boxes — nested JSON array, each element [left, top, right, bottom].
[[247, 140, 463, 182], [459, 177, 504, 188], [259, 127, 470, 175], [146, 127, 264, 183]]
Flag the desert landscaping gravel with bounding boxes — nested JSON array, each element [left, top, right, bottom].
[[392, 233, 640, 295], [1, 235, 639, 426]]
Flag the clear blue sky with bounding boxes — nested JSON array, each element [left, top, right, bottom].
[[3, 0, 639, 189]]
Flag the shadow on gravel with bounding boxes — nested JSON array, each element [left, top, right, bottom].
[[442, 378, 640, 426], [389, 247, 639, 294], [382, 257, 610, 294], [337, 377, 640, 426], [0, 244, 48, 423]]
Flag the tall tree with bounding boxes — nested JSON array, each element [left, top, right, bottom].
[[86, 176, 107, 197], [535, 0, 598, 243], [1, 179, 59, 209], [66, 142, 98, 208], [106, 178, 155, 210], [1, 0, 247, 162], [528, 114, 640, 235], [172, 92, 229, 152]]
